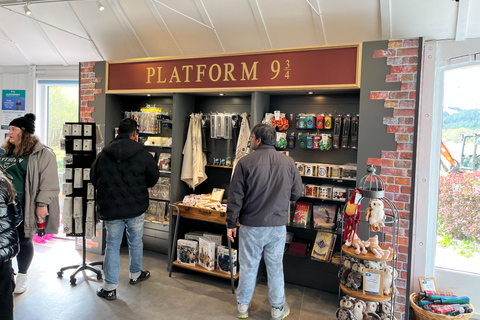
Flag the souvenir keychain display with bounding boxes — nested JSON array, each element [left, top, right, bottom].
[[350, 114, 359, 149], [341, 114, 351, 149], [333, 115, 342, 149]]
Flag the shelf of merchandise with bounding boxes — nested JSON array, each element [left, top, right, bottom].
[[206, 165, 233, 169], [301, 195, 348, 203], [300, 175, 356, 182], [172, 261, 239, 280], [159, 170, 171, 174], [168, 204, 238, 294], [340, 283, 394, 302], [341, 244, 396, 261]]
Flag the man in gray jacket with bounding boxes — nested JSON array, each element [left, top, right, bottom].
[[227, 124, 302, 320]]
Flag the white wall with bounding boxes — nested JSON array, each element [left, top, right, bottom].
[[0, 65, 79, 142]]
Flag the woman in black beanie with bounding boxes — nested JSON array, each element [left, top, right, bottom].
[[0, 113, 60, 294]]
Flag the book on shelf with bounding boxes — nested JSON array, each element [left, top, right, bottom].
[[312, 204, 337, 229], [177, 239, 198, 266], [216, 245, 237, 275], [293, 201, 312, 228], [198, 237, 216, 271], [311, 231, 337, 262]]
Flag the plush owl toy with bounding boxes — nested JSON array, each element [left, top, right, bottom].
[[365, 198, 385, 231]]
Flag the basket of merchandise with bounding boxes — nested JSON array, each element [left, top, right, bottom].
[[173, 189, 228, 224], [410, 292, 475, 320]]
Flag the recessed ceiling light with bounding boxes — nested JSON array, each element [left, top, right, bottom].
[[219, 93, 225, 96], [307, 92, 314, 95], [147, 94, 151, 97]]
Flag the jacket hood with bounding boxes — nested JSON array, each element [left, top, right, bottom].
[[103, 133, 143, 161]]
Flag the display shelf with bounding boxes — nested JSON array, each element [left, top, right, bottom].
[[159, 170, 171, 174], [172, 261, 239, 280], [341, 244, 395, 261], [340, 283, 393, 302], [206, 165, 233, 169], [144, 145, 172, 149], [287, 223, 340, 234], [301, 195, 347, 203], [300, 175, 356, 182]]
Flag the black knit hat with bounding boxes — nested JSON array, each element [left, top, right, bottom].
[[9, 113, 36, 134]]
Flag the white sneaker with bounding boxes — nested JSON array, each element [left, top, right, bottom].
[[14, 273, 28, 294], [237, 302, 250, 318], [271, 302, 290, 320]]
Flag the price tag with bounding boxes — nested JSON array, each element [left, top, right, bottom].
[[274, 110, 280, 121]]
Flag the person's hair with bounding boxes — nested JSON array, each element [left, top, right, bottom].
[[1, 130, 40, 157], [118, 118, 138, 135], [0, 172, 16, 205], [251, 124, 276, 146]]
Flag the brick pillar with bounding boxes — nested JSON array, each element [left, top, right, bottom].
[[80, 61, 103, 122], [368, 38, 419, 320]]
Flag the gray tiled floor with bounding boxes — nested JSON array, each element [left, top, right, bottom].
[[13, 238, 338, 320]]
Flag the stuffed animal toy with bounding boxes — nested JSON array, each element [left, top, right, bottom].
[[336, 307, 357, 320], [353, 299, 367, 320], [365, 301, 379, 314], [365, 199, 385, 231], [364, 235, 391, 259], [338, 257, 353, 285], [345, 230, 367, 255], [364, 312, 381, 320], [377, 301, 392, 320], [340, 295, 356, 309], [382, 266, 395, 295], [364, 260, 381, 271], [346, 262, 364, 291], [343, 188, 362, 241]]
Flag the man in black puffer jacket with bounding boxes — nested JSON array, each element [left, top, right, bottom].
[[91, 118, 159, 301]]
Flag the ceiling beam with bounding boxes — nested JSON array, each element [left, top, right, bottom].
[[145, 0, 183, 55], [455, 0, 470, 41], [0, 22, 32, 65], [107, 0, 149, 57], [193, 0, 225, 52], [379, 0, 392, 40], [153, 0, 213, 29], [248, 0, 272, 49], [308, 0, 327, 45], [67, 2, 105, 61], [0, 0, 94, 6]]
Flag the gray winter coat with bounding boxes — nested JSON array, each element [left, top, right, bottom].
[[226, 145, 303, 229], [24, 142, 60, 237]]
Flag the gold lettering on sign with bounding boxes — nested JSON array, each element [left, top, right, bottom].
[[196, 65, 207, 82], [182, 65, 193, 82], [169, 66, 181, 83], [223, 63, 236, 81], [209, 64, 221, 82], [241, 62, 259, 81]]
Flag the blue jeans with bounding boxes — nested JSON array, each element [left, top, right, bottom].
[[237, 225, 286, 308], [103, 213, 145, 290]]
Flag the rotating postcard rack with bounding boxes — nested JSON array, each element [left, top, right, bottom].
[[57, 122, 103, 285]]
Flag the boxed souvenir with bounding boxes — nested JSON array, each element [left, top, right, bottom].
[[342, 163, 357, 179], [185, 231, 204, 242], [318, 185, 333, 200], [296, 162, 305, 175], [198, 237, 216, 271], [330, 166, 343, 179], [203, 232, 223, 247], [313, 204, 337, 229], [304, 164, 316, 177], [293, 201, 312, 228], [149, 177, 171, 201], [332, 187, 348, 202], [305, 184, 317, 197], [216, 245, 237, 275], [177, 239, 198, 266], [317, 164, 330, 178]]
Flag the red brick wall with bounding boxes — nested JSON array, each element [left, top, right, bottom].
[[79, 61, 102, 122], [368, 38, 419, 319]]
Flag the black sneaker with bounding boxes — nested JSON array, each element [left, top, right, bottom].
[[97, 287, 117, 301], [129, 270, 150, 285]]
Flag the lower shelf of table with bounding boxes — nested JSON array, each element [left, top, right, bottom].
[[340, 283, 393, 302], [172, 261, 239, 281]]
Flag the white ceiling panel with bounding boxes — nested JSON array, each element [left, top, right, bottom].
[[0, 0, 479, 67], [391, 0, 458, 40]]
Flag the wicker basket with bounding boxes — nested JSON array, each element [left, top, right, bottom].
[[410, 292, 475, 320]]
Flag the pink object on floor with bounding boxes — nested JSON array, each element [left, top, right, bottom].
[[33, 234, 53, 243]]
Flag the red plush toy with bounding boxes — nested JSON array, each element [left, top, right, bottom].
[[343, 188, 362, 242]]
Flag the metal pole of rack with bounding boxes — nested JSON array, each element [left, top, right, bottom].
[[168, 205, 180, 278]]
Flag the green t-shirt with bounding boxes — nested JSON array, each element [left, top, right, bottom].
[[0, 154, 29, 205]]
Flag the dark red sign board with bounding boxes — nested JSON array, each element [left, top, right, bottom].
[[107, 45, 360, 92]]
